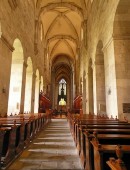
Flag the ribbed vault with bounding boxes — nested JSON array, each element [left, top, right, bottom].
[[35, 0, 93, 109]]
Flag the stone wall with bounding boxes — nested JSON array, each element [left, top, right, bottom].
[[81, 0, 128, 119], [0, 1, 44, 115], [1, 0, 130, 120]]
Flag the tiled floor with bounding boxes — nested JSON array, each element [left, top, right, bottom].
[[7, 119, 83, 170]]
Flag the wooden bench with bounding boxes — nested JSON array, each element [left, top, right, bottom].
[[77, 123, 130, 169], [69, 115, 128, 146], [76, 123, 130, 154], [67, 113, 122, 138], [0, 125, 18, 168], [0, 112, 52, 168], [0, 113, 47, 142], [0, 119, 32, 148], [75, 120, 128, 147], [0, 130, 6, 169], [79, 128, 130, 170], [107, 157, 127, 170], [67, 112, 130, 170], [91, 143, 130, 170]]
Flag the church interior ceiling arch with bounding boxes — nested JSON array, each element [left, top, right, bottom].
[[35, 0, 92, 82]]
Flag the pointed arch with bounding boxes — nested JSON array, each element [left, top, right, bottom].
[[39, 2, 84, 20], [8, 38, 23, 115]]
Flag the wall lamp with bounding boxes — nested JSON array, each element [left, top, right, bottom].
[[108, 87, 111, 95]]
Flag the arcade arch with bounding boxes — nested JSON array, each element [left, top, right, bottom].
[[8, 39, 23, 115]]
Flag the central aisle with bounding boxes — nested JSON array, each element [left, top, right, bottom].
[[8, 119, 83, 170]]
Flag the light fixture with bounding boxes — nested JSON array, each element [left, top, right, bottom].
[[108, 87, 111, 95]]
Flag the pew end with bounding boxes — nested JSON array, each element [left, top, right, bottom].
[[107, 157, 127, 170]]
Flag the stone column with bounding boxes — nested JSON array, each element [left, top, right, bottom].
[[113, 36, 130, 120], [86, 72, 89, 114], [92, 62, 97, 114], [31, 73, 36, 113], [83, 72, 87, 114], [88, 62, 94, 114], [51, 70, 55, 108], [20, 61, 27, 113], [103, 37, 118, 118], [0, 35, 14, 116], [95, 50, 106, 115], [44, 48, 47, 72], [69, 71, 74, 109], [55, 82, 58, 110], [34, 19, 38, 55], [76, 48, 80, 95]]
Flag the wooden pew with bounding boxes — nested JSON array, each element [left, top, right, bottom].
[[77, 123, 130, 169], [80, 128, 130, 170], [107, 157, 127, 170], [67, 113, 130, 170], [68, 113, 98, 130], [91, 143, 130, 170], [0, 112, 51, 168], [76, 123, 130, 154], [0, 130, 6, 169], [2, 122, 26, 156], [0, 113, 46, 142], [106, 144, 128, 170], [67, 113, 121, 137], [0, 119, 31, 148], [0, 125, 17, 168], [91, 133, 130, 170], [73, 117, 127, 143]]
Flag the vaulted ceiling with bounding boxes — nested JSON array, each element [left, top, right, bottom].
[[35, 0, 92, 83]]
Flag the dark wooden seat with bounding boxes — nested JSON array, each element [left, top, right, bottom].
[[0, 112, 52, 168], [75, 121, 129, 146], [107, 157, 127, 170], [0, 125, 17, 168], [67, 113, 130, 170], [0, 130, 6, 169], [76, 123, 130, 155], [91, 142, 130, 170], [79, 128, 130, 170]]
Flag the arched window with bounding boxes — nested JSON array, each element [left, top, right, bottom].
[[58, 79, 67, 105]]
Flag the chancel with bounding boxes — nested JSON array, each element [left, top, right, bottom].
[[0, 0, 130, 170]]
